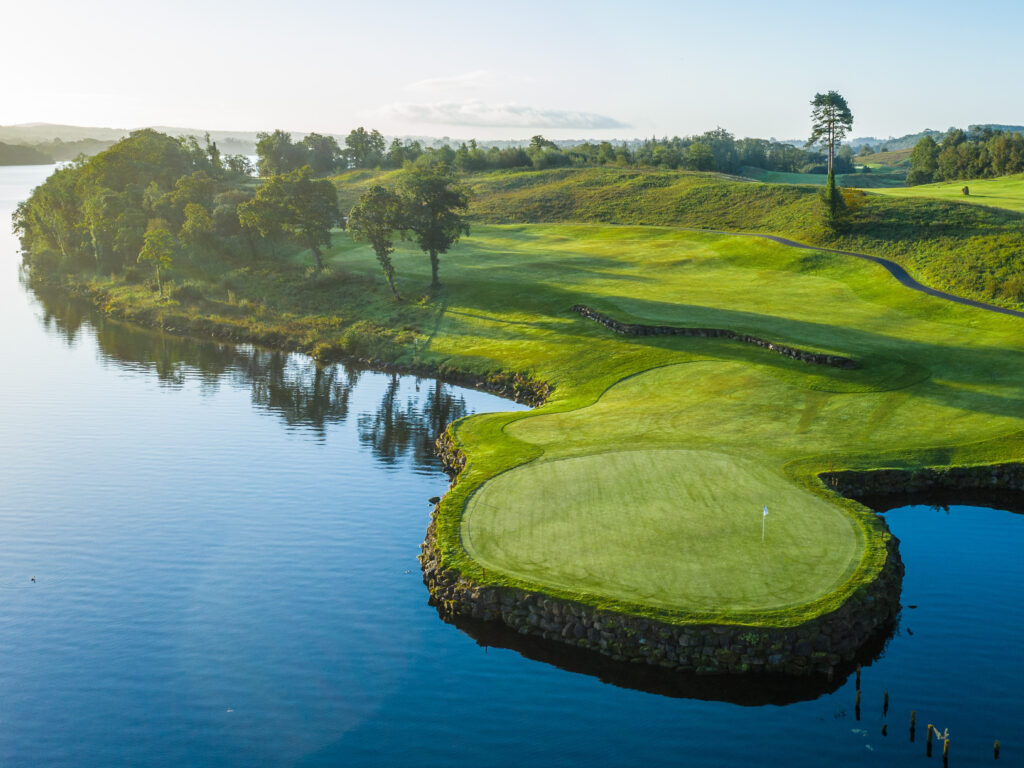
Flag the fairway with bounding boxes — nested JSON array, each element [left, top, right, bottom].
[[870, 173, 1024, 213], [464, 448, 861, 613]]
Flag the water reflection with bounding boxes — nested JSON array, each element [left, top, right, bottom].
[[445, 612, 896, 706], [358, 374, 468, 470], [31, 284, 470, 470]]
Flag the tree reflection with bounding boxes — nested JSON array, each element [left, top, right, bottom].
[[31, 286, 479, 468], [357, 374, 468, 469]]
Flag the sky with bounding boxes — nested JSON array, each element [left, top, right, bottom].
[[3, 0, 1022, 142]]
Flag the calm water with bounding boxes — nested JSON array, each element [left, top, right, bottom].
[[1, 165, 1022, 766]]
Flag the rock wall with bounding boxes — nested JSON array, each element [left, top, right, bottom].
[[572, 304, 857, 369], [822, 462, 1024, 497]]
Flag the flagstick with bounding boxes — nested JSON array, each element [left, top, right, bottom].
[[762, 506, 767, 543]]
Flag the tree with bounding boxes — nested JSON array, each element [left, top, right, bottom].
[[907, 135, 940, 185], [239, 166, 339, 269], [300, 133, 343, 176], [820, 171, 847, 231], [138, 224, 175, 297], [348, 185, 405, 299], [398, 164, 469, 289], [255, 130, 306, 176], [687, 142, 716, 171], [180, 202, 215, 250], [238, 178, 287, 256], [343, 127, 386, 169], [806, 91, 854, 175]]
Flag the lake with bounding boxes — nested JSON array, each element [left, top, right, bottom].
[[1, 164, 1020, 766]]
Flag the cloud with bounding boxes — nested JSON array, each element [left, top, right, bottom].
[[407, 70, 498, 93], [378, 101, 629, 130]]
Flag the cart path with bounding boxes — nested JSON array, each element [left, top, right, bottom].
[[690, 228, 1024, 320]]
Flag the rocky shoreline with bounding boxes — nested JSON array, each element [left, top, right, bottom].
[[572, 304, 857, 369]]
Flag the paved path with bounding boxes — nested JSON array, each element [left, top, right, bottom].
[[692, 228, 1024, 320]]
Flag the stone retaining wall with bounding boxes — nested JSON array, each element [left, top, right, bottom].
[[572, 304, 857, 369], [822, 462, 1024, 497]]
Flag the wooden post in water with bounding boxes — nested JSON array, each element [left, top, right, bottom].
[[882, 724, 888, 737], [943, 737, 949, 767], [911, 711, 916, 742], [927, 724, 934, 757], [994, 739, 1000, 759], [856, 665, 861, 690], [855, 689, 861, 720], [884, 690, 889, 716]]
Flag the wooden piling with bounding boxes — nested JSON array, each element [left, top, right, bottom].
[[943, 737, 949, 767], [994, 739, 1000, 760], [910, 710, 916, 742], [884, 689, 889, 716], [927, 724, 934, 757]]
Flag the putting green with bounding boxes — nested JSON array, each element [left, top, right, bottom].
[[464, 448, 862, 613]]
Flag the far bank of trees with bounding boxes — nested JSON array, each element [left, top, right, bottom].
[[254, 125, 850, 178], [907, 127, 1024, 185], [15, 129, 470, 301]]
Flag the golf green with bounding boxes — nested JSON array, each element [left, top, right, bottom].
[[464, 448, 861, 613]]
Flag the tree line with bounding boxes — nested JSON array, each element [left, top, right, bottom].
[[15, 128, 470, 299], [907, 126, 1024, 185], [256, 125, 851, 177]]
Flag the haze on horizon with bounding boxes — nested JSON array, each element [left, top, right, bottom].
[[4, 0, 1022, 142]]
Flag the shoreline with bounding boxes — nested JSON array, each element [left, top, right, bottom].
[[27, 273, 552, 407]]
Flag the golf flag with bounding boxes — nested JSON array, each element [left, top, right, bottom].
[[762, 505, 768, 542], [763, 505, 768, 517]]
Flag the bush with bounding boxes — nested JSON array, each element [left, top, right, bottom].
[[171, 282, 205, 303]]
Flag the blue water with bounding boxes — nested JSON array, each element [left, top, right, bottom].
[[1, 165, 1022, 766]]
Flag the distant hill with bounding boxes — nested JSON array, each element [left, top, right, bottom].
[[0, 124, 263, 155], [849, 125, 1024, 152], [0, 141, 53, 166]]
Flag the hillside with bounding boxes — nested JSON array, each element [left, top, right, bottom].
[[334, 166, 1024, 308], [0, 141, 52, 166]]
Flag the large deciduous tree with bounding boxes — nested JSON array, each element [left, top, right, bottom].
[[806, 91, 853, 175], [398, 164, 469, 290], [343, 127, 386, 169], [238, 166, 339, 269], [348, 185, 405, 300], [255, 130, 306, 177], [300, 133, 343, 176], [907, 135, 940, 185]]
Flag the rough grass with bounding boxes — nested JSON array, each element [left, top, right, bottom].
[[855, 147, 913, 168], [870, 173, 1024, 214]]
